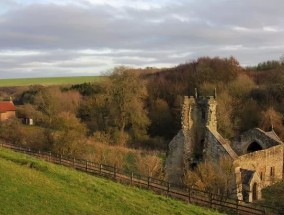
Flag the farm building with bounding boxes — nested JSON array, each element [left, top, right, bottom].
[[0, 100, 16, 121]]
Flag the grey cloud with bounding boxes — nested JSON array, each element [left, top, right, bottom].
[[0, 1, 284, 78]]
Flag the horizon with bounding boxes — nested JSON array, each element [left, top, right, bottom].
[[0, 0, 284, 78]]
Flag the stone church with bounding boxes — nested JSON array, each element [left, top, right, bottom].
[[165, 91, 284, 202]]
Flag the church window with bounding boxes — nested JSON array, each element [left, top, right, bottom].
[[260, 172, 263, 180], [270, 167, 275, 177]]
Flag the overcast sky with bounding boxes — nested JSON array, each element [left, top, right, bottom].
[[0, 0, 284, 78]]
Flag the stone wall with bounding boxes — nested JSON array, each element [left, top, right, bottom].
[[181, 96, 194, 169], [234, 144, 284, 188], [206, 97, 217, 130], [0, 111, 16, 121], [165, 130, 185, 184]]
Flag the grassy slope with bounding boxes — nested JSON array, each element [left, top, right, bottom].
[[0, 147, 220, 215], [0, 76, 105, 87], [262, 182, 284, 210]]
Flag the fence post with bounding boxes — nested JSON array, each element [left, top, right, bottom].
[[114, 165, 117, 179], [85, 160, 88, 172], [188, 188, 191, 203], [49, 151, 51, 162], [167, 182, 170, 196], [131, 172, 133, 185], [73, 158, 75, 168], [210, 193, 213, 208], [100, 164, 103, 174], [147, 176, 150, 189], [236, 199, 239, 215], [60, 154, 62, 164]]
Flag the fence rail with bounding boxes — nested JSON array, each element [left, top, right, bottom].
[[0, 143, 279, 215]]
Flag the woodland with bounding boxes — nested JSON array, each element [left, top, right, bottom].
[[1, 56, 284, 207]]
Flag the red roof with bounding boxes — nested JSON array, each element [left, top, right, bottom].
[[0, 101, 16, 113]]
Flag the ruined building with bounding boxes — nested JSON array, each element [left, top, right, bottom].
[[165, 91, 284, 202]]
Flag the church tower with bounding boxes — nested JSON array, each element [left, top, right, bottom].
[[182, 89, 217, 167], [165, 89, 217, 184]]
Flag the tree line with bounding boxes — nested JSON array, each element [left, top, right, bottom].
[[1, 56, 284, 190], [3, 56, 284, 150]]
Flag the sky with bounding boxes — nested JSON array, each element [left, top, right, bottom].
[[0, 0, 284, 78]]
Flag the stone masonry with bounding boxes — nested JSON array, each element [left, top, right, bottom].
[[165, 90, 284, 202]]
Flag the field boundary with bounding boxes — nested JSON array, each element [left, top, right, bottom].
[[0, 76, 105, 87], [0, 143, 279, 215]]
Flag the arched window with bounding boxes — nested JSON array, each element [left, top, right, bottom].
[[247, 141, 263, 153]]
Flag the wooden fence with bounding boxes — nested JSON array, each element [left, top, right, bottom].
[[0, 143, 280, 215]]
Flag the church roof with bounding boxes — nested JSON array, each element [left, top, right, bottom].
[[0, 101, 16, 113], [255, 128, 283, 144], [265, 130, 282, 143], [207, 127, 238, 159]]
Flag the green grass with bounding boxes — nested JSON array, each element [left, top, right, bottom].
[[0, 147, 221, 215], [0, 76, 106, 87], [262, 182, 284, 212]]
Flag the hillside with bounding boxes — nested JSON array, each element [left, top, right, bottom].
[[0, 147, 220, 215], [0, 76, 105, 87]]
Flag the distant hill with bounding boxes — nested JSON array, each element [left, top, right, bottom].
[[0, 147, 220, 215], [0, 76, 106, 87]]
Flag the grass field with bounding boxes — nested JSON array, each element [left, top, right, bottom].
[[0, 147, 221, 215], [0, 76, 105, 87]]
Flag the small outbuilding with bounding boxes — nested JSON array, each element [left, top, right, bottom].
[[0, 100, 16, 121]]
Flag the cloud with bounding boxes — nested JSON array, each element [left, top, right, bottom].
[[0, 0, 283, 78]]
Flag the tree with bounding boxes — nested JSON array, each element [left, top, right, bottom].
[[236, 99, 261, 133], [32, 87, 85, 155], [228, 74, 255, 99], [259, 107, 284, 139], [78, 93, 110, 133], [148, 99, 173, 138], [184, 157, 236, 197], [51, 112, 87, 156], [107, 67, 150, 145], [135, 153, 163, 178], [216, 91, 234, 138], [0, 118, 24, 145], [34, 87, 81, 127]]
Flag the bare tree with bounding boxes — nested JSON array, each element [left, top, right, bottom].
[[107, 67, 150, 145], [184, 156, 236, 198]]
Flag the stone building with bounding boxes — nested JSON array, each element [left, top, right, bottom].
[[0, 100, 16, 121], [165, 91, 284, 202]]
